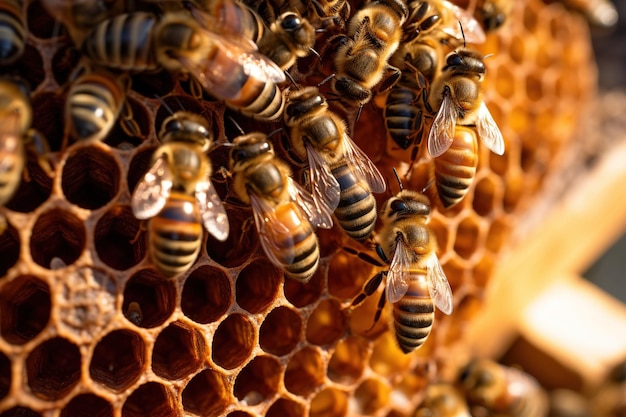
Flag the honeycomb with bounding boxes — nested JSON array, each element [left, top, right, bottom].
[[0, 0, 596, 416]]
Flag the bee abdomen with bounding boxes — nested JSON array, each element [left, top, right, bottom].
[[393, 297, 434, 353], [384, 84, 423, 149], [332, 164, 377, 241], [434, 127, 478, 208], [83, 12, 159, 71], [0, 0, 25, 65], [283, 232, 319, 282], [233, 80, 285, 121]]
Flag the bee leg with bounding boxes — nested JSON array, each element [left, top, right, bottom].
[[351, 270, 385, 307], [119, 100, 141, 139], [365, 287, 387, 333], [375, 243, 390, 264], [377, 65, 402, 93], [321, 34, 350, 63], [24, 128, 54, 178], [129, 221, 147, 245]]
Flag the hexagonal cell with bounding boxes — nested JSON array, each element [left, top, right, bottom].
[[130, 70, 175, 98], [127, 147, 157, 195], [267, 398, 305, 417], [152, 321, 206, 380], [369, 332, 412, 377], [473, 254, 495, 289], [284, 347, 325, 397], [4, 150, 53, 214], [236, 259, 282, 314], [60, 393, 113, 417], [0, 350, 10, 400], [29, 208, 86, 268], [306, 299, 346, 346], [0, 407, 41, 417], [488, 148, 510, 178], [354, 378, 391, 415], [122, 382, 177, 417], [212, 313, 255, 370], [62, 146, 120, 210], [30, 92, 64, 152], [486, 218, 512, 253], [0, 222, 20, 277], [495, 65, 516, 100], [4, 45, 45, 93], [0, 276, 50, 345], [104, 97, 151, 149], [509, 35, 525, 65], [472, 176, 498, 218], [182, 369, 230, 416], [26, 337, 81, 400], [284, 267, 324, 308], [26, 0, 61, 39], [502, 174, 524, 214], [526, 73, 544, 102], [206, 206, 259, 268], [95, 205, 145, 270], [181, 265, 232, 324], [328, 249, 377, 299], [259, 306, 302, 356], [234, 356, 282, 406], [89, 329, 145, 392], [327, 335, 369, 385], [123, 269, 176, 328], [310, 387, 348, 417], [52, 44, 82, 87], [453, 217, 482, 260], [429, 217, 451, 254]]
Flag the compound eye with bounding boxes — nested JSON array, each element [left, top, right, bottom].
[[390, 199, 409, 212], [282, 13, 301, 29], [447, 53, 463, 66]]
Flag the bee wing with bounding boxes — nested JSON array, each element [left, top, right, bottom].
[[428, 91, 456, 157], [306, 143, 341, 212], [425, 253, 453, 315], [475, 101, 505, 155], [442, 1, 486, 45], [249, 191, 296, 267], [288, 177, 334, 229], [131, 155, 173, 219], [342, 133, 386, 194], [195, 179, 230, 241], [386, 237, 411, 304]]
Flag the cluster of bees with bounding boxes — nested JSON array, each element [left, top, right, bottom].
[[0, 0, 512, 358]]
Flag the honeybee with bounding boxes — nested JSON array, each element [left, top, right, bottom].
[[472, 0, 512, 33], [427, 48, 504, 158], [459, 359, 549, 417], [284, 86, 386, 241], [330, 0, 409, 107], [131, 111, 229, 278], [353, 189, 453, 353], [0, 0, 25, 65], [402, 0, 485, 45], [229, 132, 333, 282], [82, 11, 286, 120], [40, 0, 116, 46], [65, 66, 128, 143], [434, 126, 478, 208], [413, 383, 471, 417], [306, 0, 351, 28]]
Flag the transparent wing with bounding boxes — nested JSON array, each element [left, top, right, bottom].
[[288, 177, 334, 229], [341, 133, 386, 193], [442, 1, 486, 44], [475, 101, 505, 155], [131, 155, 172, 219], [425, 253, 453, 315], [195, 178, 229, 241], [306, 143, 341, 212], [428, 91, 456, 157], [250, 192, 295, 267], [386, 237, 411, 304]]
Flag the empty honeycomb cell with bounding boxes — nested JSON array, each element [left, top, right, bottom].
[[0, 276, 50, 345], [486, 218, 512, 253], [266, 398, 305, 417], [25, 336, 81, 400], [354, 378, 391, 415], [284, 347, 325, 397], [234, 355, 282, 406], [236, 259, 282, 314], [442, 258, 468, 291], [5, 45, 45, 93], [127, 147, 157, 195], [182, 369, 230, 416], [0, 407, 40, 417], [0, 350, 10, 400], [130, 70, 175, 99], [495, 66, 516, 100], [488, 149, 509, 177], [4, 153, 53, 214], [429, 217, 451, 254], [259, 306, 302, 356], [473, 254, 496, 288], [62, 146, 120, 210], [122, 382, 177, 417], [283, 265, 324, 308], [453, 217, 482, 260], [509, 35, 525, 65], [526, 73, 544, 102], [152, 321, 206, 380], [508, 104, 530, 133], [30, 92, 64, 152], [369, 332, 412, 377], [122, 269, 176, 328], [327, 249, 378, 300], [51, 43, 82, 87], [60, 393, 114, 417], [522, 2, 539, 32], [306, 299, 346, 346], [327, 336, 369, 385], [89, 329, 145, 392], [26, 0, 60, 40], [95, 205, 145, 270], [206, 207, 259, 268], [103, 97, 151, 149], [310, 387, 348, 417], [212, 313, 255, 370], [29, 208, 85, 269], [0, 223, 20, 277], [472, 177, 498, 217], [502, 175, 524, 214], [181, 265, 231, 324]]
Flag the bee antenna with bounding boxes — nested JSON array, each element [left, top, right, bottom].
[[284, 71, 299, 89], [483, 53, 494, 60], [392, 167, 404, 191], [355, 104, 364, 124], [267, 127, 284, 139], [421, 178, 434, 194], [317, 73, 335, 88], [153, 94, 175, 115], [227, 115, 245, 135], [458, 21, 466, 48], [309, 47, 321, 62]]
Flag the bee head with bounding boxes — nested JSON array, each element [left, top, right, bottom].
[[230, 133, 273, 167], [284, 88, 325, 123], [160, 111, 212, 148], [443, 50, 485, 76], [385, 190, 431, 219]]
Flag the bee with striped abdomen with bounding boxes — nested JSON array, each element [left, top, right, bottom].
[[413, 383, 471, 417], [131, 111, 229, 278], [230, 132, 333, 282], [284, 86, 386, 241], [0, 0, 26, 65]]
